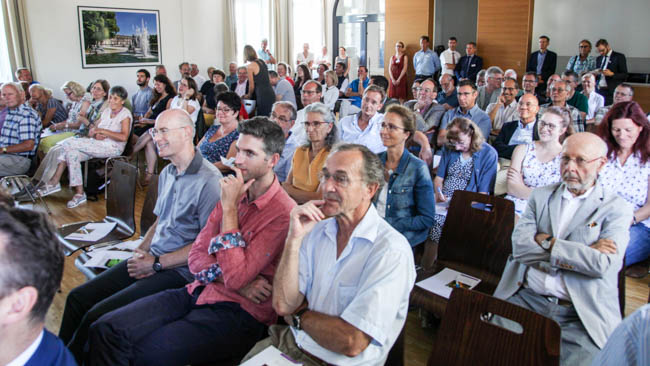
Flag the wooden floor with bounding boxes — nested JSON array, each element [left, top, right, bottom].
[[26, 183, 649, 366]]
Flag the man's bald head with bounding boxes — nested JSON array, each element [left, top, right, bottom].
[[156, 109, 195, 138], [561, 132, 608, 194], [563, 132, 607, 158]]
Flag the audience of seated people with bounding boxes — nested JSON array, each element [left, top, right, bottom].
[[5, 30, 646, 365]]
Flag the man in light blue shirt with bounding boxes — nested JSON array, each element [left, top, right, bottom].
[[413, 35, 441, 79], [270, 101, 299, 182], [257, 39, 276, 70], [131, 69, 153, 119], [339, 85, 386, 154], [591, 303, 650, 366], [243, 143, 415, 365], [437, 80, 491, 147]]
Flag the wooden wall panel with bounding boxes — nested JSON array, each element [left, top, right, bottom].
[[477, 0, 535, 78], [385, 0, 434, 98], [631, 85, 650, 114]]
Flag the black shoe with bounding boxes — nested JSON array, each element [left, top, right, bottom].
[[12, 182, 38, 201]]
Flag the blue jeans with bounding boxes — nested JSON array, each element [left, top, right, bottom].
[[625, 223, 650, 265], [87, 287, 267, 366]]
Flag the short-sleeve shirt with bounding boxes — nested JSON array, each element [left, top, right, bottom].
[[95, 107, 132, 152], [347, 78, 369, 108], [297, 52, 314, 66], [600, 153, 650, 228], [339, 112, 386, 154], [439, 49, 461, 75], [36, 98, 68, 125], [291, 145, 329, 192], [486, 101, 520, 131], [131, 86, 153, 116], [170, 95, 201, 122], [0, 103, 41, 156], [295, 204, 416, 365], [151, 150, 223, 280]]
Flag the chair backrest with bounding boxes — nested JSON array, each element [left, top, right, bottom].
[[105, 160, 137, 236], [195, 111, 207, 144], [428, 288, 561, 366], [438, 191, 515, 288], [140, 174, 159, 235], [618, 258, 625, 317]]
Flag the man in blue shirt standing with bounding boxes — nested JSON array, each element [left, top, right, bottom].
[[131, 69, 153, 121], [413, 35, 441, 81]]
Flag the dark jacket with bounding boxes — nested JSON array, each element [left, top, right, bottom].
[[455, 54, 483, 82], [595, 51, 628, 93], [526, 50, 557, 84], [376, 149, 436, 247], [493, 120, 540, 160], [437, 142, 498, 194], [230, 80, 249, 95]]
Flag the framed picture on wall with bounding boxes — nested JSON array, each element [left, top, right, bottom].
[[77, 6, 162, 68]]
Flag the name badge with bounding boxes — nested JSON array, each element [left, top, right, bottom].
[[470, 64, 476, 67]]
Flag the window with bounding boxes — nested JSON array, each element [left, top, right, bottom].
[[235, 0, 271, 65], [292, 0, 324, 67], [0, 8, 13, 82]]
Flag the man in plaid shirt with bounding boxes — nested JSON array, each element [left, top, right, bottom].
[[0, 82, 41, 176]]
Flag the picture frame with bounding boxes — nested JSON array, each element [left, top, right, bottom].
[[77, 6, 162, 69]]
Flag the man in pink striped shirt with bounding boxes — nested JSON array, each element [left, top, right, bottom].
[[86, 117, 296, 366]]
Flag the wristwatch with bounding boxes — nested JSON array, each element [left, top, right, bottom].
[[152, 256, 162, 272], [540, 236, 554, 252], [292, 308, 309, 330], [2, 147, 6, 154]]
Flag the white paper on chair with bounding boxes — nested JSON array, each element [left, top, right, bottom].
[[82, 250, 133, 269], [432, 155, 441, 169], [239, 345, 303, 366], [65, 222, 116, 242], [415, 268, 481, 299], [220, 156, 235, 169], [435, 200, 449, 217], [40, 128, 57, 138], [86, 238, 143, 255]]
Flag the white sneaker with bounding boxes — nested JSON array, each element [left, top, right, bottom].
[[37, 183, 61, 197], [66, 193, 87, 208]]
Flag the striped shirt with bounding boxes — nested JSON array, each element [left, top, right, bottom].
[[0, 103, 41, 156], [590, 303, 650, 366], [36, 97, 68, 125]]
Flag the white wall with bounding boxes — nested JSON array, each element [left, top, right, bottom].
[[532, 0, 650, 72], [24, 0, 226, 101]]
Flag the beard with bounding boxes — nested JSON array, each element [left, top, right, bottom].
[[562, 171, 596, 193]]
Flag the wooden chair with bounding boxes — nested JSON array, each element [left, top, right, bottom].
[[411, 191, 515, 318], [427, 288, 561, 366], [58, 160, 137, 255], [74, 174, 159, 280]]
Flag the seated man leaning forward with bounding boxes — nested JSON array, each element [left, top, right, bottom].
[[87, 117, 296, 366], [57, 109, 222, 362], [493, 132, 633, 366], [243, 143, 416, 365]]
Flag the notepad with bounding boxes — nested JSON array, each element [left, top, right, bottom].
[[239, 345, 303, 365], [416, 268, 481, 299], [65, 222, 116, 241]]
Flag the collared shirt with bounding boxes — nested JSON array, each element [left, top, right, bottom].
[[7, 330, 43, 366], [508, 120, 535, 146], [436, 88, 458, 108], [151, 150, 223, 281], [274, 132, 299, 183], [347, 78, 369, 108], [193, 74, 207, 90], [294, 204, 416, 365], [413, 48, 441, 76], [538, 103, 584, 132], [339, 112, 386, 153], [0, 102, 41, 156], [439, 49, 461, 75], [584, 91, 604, 120], [225, 74, 238, 90], [600, 152, 650, 228], [235, 80, 247, 97], [526, 184, 596, 300], [536, 50, 547, 75], [599, 49, 613, 88], [297, 51, 314, 66], [590, 303, 650, 366], [486, 100, 520, 130], [566, 55, 597, 75], [593, 105, 611, 125], [273, 79, 297, 108], [186, 177, 296, 325], [131, 86, 153, 117], [289, 108, 307, 146], [440, 104, 492, 140]]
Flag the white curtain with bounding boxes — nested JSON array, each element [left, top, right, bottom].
[[2, 0, 32, 80], [222, 0, 238, 65], [272, 0, 293, 68]]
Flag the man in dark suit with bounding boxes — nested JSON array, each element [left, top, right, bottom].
[[455, 41, 483, 82], [526, 35, 557, 97], [595, 39, 628, 105], [231, 66, 249, 97], [0, 204, 77, 365]]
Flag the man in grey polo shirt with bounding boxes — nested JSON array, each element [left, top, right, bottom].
[[58, 109, 223, 362], [270, 70, 297, 109]]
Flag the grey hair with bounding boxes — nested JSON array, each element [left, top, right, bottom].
[[551, 80, 571, 93], [304, 102, 337, 149], [504, 68, 517, 79], [581, 73, 596, 82], [330, 143, 385, 193], [2, 81, 24, 95], [486, 66, 504, 77], [272, 101, 297, 121], [109, 86, 128, 101], [14, 67, 29, 79]]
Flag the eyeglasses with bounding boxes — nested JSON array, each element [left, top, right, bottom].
[[538, 120, 558, 131], [216, 107, 233, 113], [303, 121, 328, 128], [518, 101, 538, 109], [318, 170, 357, 188], [414, 87, 435, 94], [523, 79, 536, 83], [149, 126, 185, 138], [560, 156, 602, 167], [489, 76, 503, 82], [550, 88, 567, 93], [380, 122, 405, 132], [502, 87, 517, 92], [613, 91, 631, 97], [271, 113, 291, 124]]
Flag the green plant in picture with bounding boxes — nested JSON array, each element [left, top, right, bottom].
[[82, 11, 120, 51]]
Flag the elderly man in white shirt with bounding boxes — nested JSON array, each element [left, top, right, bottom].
[[486, 78, 520, 139], [582, 73, 604, 122], [243, 143, 415, 366]]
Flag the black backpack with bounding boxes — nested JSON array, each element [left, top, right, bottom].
[[83, 160, 106, 201]]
